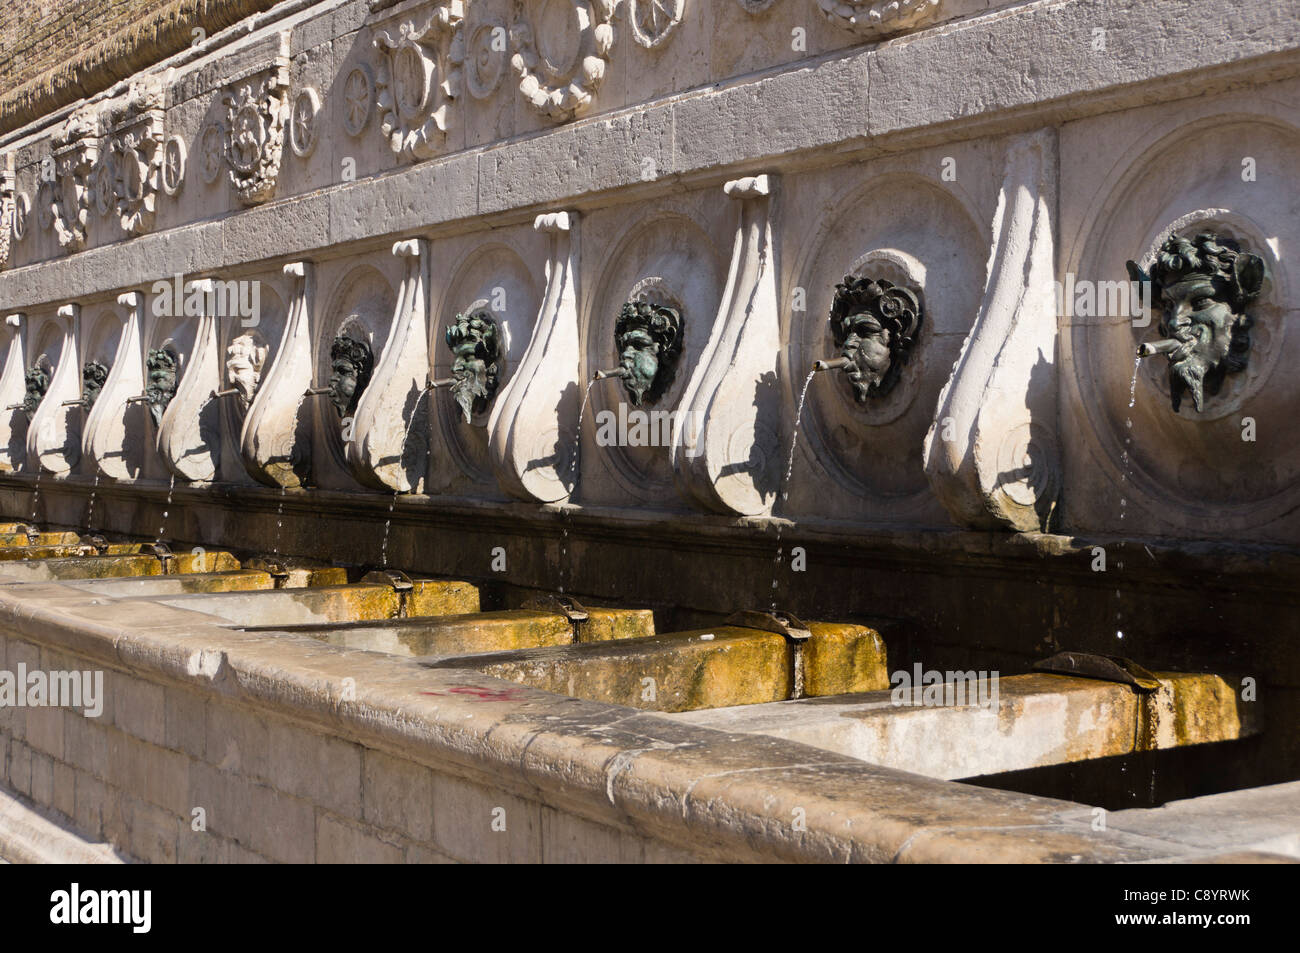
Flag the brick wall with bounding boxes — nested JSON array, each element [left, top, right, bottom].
[[0, 0, 282, 136], [0, 1, 179, 93]]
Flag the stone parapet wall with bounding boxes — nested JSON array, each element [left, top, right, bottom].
[[0, 572, 1287, 863]]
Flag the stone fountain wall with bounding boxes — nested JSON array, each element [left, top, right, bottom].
[[0, 1, 1298, 651]]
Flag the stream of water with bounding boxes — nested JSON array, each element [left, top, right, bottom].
[[769, 369, 818, 611], [1113, 354, 1142, 644], [558, 379, 599, 595], [154, 473, 176, 546], [380, 389, 428, 569]]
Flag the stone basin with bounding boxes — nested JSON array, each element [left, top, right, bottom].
[[141, 577, 480, 626], [244, 605, 657, 658], [62, 569, 280, 596], [0, 531, 81, 547], [668, 671, 1259, 777], [423, 621, 890, 712], [0, 549, 240, 581]]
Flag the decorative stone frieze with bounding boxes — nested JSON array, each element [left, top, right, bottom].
[[84, 292, 147, 481], [489, 211, 582, 503], [924, 129, 1060, 532], [372, 2, 465, 161], [814, 0, 943, 37], [510, 0, 616, 121], [241, 261, 315, 488], [48, 106, 101, 252], [104, 77, 167, 235], [670, 175, 782, 517], [220, 32, 291, 205], [27, 304, 82, 474]]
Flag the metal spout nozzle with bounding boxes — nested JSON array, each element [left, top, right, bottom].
[[813, 356, 853, 372], [1138, 339, 1181, 358], [61, 398, 87, 407], [5, 403, 24, 411], [303, 386, 333, 397], [125, 395, 151, 404], [426, 376, 455, 390], [211, 388, 240, 399], [593, 367, 630, 382]]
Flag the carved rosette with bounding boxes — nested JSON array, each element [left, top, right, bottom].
[[106, 79, 166, 235], [49, 107, 101, 253], [221, 34, 291, 206], [815, 0, 942, 36], [372, 3, 465, 161], [510, 0, 616, 121], [0, 156, 13, 269]]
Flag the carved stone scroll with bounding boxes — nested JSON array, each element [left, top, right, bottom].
[[670, 175, 781, 516], [348, 240, 431, 492], [157, 281, 222, 482], [241, 262, 316, 488], [488, 211, 581, 503], [923, 129, 1061, 532], [27, 304, 82, 475], [84, 292, 148, 480]]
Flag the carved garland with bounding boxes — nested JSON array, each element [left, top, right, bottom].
[[373, 6, 465, 161], [510, 0, 616, 121], [815, 0, 943, 36], [221, 36, 291, 206]]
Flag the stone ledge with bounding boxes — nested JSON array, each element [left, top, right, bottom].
[[0, 783, 129, 863], [0, 573, 1266, 863]]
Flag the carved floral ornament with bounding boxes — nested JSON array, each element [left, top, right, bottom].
[[220, 33, 292, 205], [373, 4, 465, 161], [46, 106, 101, 252], [104, 78, 167, 235]]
